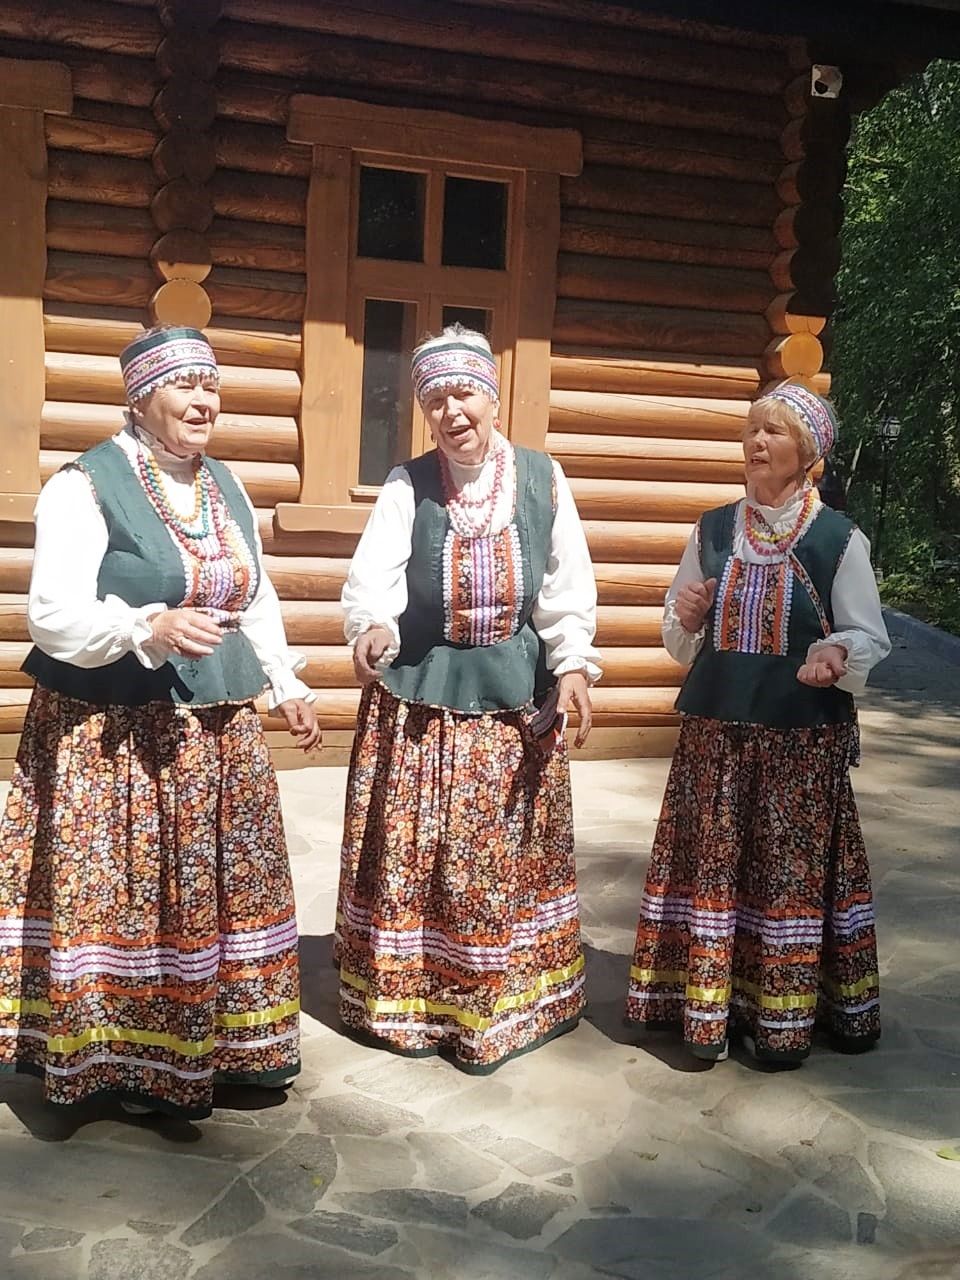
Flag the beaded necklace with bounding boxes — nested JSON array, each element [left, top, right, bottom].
[[744, 486, 817, 558], [439, 440, 508, 537]]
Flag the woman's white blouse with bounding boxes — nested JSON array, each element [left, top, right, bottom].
[[27, 427, 313, 710], [662, 488, 891, 695], [341, 443, 602, 683]]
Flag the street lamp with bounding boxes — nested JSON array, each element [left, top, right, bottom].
[[874, 415, 901, 579]]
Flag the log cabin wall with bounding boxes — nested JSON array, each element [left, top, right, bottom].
[[0, 0, 856, 775]]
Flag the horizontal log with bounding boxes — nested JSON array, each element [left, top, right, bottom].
[[587, 685, 680, 724], [44, 352, 302, 416], [260, 556, 351, 600], [0, 0, 159, 56], [551, 354, 761, 399], [40, 402, 299, 465], [441, 0, 792, 51], [560, 208, 777, 260], [569, 477, 743, 522], [588, 520, 695, 564], [558, 254, 775, 315], [207, 267, 306, 324], [581, 128, 784, 184], [0, 643, 34, 687], [48, 149, 155, 208], [45, 250, 154, 311], [208, 218, 307, 274], [560, 220, 775, 273], [550, 432, 744, 483], [0, 549, 32, 594], [0, 596, 28, 641], [563, 166, 780, 228], [39, 453, 300, 508], [218, 0, 790, 94], [46, 201, 155, 260], [553, 299, 771, 357], [44, 307, 303, 370], [215, 119, 311, 179], [593, 562, 674, 606], [46, 112, 158, 160], [550, 390, 748, 441], [217, 21, 788, 139], [211, 170, 308, 227], [0, 41, 157, 108]]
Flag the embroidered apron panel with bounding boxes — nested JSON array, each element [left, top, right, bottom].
[[713, 557, 793, 656], [442, 525, 525, 647]]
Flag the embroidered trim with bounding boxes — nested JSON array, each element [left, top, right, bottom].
[[441, 524, 524, 647], [715, 557, 793, 656]]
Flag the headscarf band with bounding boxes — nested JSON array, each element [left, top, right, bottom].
[[763, 383, 837, 463], [411, 340, 499, 407], [120, 327, 219, 404]]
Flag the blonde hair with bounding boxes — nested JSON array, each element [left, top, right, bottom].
[[746, 397, 818, 471]]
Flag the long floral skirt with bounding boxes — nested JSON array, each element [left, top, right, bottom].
[[335, 682, 585, 1073], [625, 715, 880, 1062], [0, 688, 300, 1118]]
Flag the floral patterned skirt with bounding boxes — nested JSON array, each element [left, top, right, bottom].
[[335, 682, 585, 1073], [0, 688, 300, 1118], [625, 715, 880, 1062]]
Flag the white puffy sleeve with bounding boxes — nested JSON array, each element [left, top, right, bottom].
[[807, 527, 891, 695], [27, 467, 169, 669], [662, 525, 708, 667], [233, 477, 315, 709], [340, 467, 415, 665], [531, 460, 602, 683]]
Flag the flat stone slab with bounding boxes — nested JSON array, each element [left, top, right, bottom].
[[245, 1134, 337, 1215], [471, 1181, 574, 1240], [336, 1189, 469, 1231], [289, 1210, 398, 1256]]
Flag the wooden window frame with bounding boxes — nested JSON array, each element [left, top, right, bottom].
[[277, 96, 581, 535], [0, 58, 72, 523]]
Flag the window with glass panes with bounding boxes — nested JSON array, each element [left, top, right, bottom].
[[278, 97, 581, 534]]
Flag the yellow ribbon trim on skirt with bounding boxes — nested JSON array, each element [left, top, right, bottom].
[[630, 966, 879, 1010], [341, 954, 584, 1032], [0, 997, 299, 1055]]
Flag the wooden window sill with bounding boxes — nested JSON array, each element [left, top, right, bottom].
[[274, 503, 372, 535]]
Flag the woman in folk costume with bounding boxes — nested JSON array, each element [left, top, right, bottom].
[[0, 325, 319, 1118], [338, 326, 601, 1073], [625, 383, 890, 1065]]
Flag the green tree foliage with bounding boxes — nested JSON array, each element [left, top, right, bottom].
[[833, 59, 960, 633]]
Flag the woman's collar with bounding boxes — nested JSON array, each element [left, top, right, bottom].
[[127, 416, 200, 469], [746, 480, 815, 522]]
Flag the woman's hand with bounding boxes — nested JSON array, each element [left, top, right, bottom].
[[150, 607, 223, 658], [675, 578, 717, 634], [557, 670, 593, 748], [352, 626, 393, 685], [277, 698, 321, 752], [797, 643, 848, 687]]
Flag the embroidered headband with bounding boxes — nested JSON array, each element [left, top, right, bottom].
[[119, 326, 220, 404], [411, 336, 499, 407], [762, 383, 838, 463]]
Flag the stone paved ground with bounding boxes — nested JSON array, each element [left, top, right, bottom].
[[1, 636, 959, 1280]]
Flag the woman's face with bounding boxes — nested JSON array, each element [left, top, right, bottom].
[[135, 373, 220, 457], [422, 384, 498, 466], [743, 411, 805, 492]]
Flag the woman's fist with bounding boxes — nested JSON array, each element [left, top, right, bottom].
[[675, 578, 717, 635]]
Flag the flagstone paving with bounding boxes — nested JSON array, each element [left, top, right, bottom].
[[2, 632, 959, 1280]]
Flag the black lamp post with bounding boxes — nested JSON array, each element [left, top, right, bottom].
[[874, 415, 901, 578]]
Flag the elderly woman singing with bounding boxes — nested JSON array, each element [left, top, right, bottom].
[[338, 326, 601, 1073], [0, 326, 319, 1118], [625, 384, 890, 1065]]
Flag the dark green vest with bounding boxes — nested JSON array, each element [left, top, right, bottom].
[[381, 447, 555, 714], [676, 501, 856, 729], [24, 438, 268, 708]]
